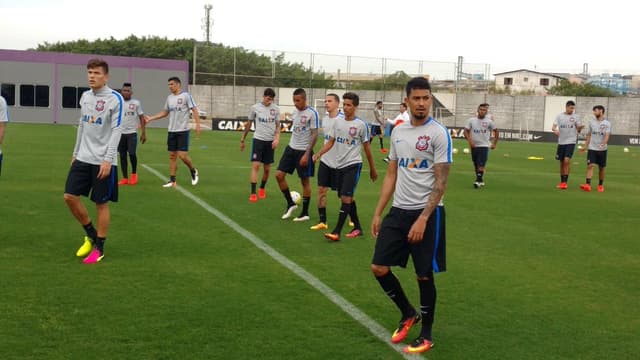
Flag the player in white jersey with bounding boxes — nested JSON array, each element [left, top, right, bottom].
[[275, 88, 319, 220], [240, 88, 280, 202], [117, 83, 146, 186], [464, 103, 498, 188], [383, 103, 410, 163], [0, 94, 8, 176], [313, 92, 377, 241], [146, 77, 201, 188], [552, 100, 584, 190], [580, 105, 611, 192], [64, 59, 123, 264], [371, 77, 452, 354], [372, 101, 387, 153]]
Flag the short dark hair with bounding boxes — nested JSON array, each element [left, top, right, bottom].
[[566, 100, 576, 106], [405, 76, 431, 96], [264, 88, 276, 98], [326, 93, 340, 102], [87, 58, 109, 74], [342, 92, 359, 107], [400, 102, 407, 108], [376, 100, 383, 105], [122, 82, 132, 88], [168, 76, 181, 84], [478, 103, 489, 110], [593, 105, 605, 113], [293, 88, 306, 97]]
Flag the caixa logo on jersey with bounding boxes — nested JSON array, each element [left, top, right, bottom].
[[416, 135, 430, 151], [398, 158, 429, 169], [82, 115, 103, 125]]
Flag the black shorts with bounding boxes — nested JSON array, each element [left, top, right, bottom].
[[555, 144, 576, 160], [317, 161, 338, 190], [336, 163, 362, 197], [372, 206, 446, 276], [471, 147, 489, 167], [118, 133, 138, 154], [587, 149, 607, 167], [371, 125, 382, 137], [250, 138, 275, 164], [64, 160, 118, 204], [277, 145, 315, 178], [167, 130, 190, 152]]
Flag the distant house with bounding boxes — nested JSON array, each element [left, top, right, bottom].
[[494, 69, 566, 94]]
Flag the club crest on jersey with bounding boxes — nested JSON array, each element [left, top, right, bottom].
[[129, 103, 135, 110], [300, 115, 308, 125], [416, 135, 430, 151], [482, 121, 489, 128], [177, 98, 183, 105], [270, 109, 277, 116], [349, 127, 357, 137], [95, 100, 105, 112]]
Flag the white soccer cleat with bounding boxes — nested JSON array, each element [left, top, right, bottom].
[[191, 168, 199, 186], [293, 215, 310, 222], [281, 205, 298, 219]]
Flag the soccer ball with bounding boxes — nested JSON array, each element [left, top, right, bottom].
[[290, 191, 302, 205], [463, 148, 470, 154], [452, 148, 459, 154], [623, 147, 630, 153]]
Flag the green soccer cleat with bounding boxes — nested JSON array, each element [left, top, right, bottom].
[[76, 236, 93, 257]]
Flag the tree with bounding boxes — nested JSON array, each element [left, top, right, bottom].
[[546, 80, 617, 97]]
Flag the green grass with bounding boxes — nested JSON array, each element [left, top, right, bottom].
[[1, 123, 639, 359]]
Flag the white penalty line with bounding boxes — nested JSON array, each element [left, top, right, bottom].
[[142, 163, 425, 359]]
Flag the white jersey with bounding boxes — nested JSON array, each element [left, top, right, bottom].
[[0, 95, 9, 122], [248, 102, 280, 141], [73, 86, 123, 165], [465, 116, 496, 147], [121, 99, 144, 134], [319, 111, 344, 169], [327, 116, 370, 169], [554, 112, 582, 145], [587, 118, 612, 151], [289, 106, 319, 151], [388, 117, 452, 210], [164, 92, 197, 132]]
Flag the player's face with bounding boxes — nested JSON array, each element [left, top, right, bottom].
[[87, 66, 108, 90], [168, 80, 180, 94], [342, 99, 357, 118], [593, 108, 603, 118], [477, 106, 488, 118], [566, 105, 575, 114], [324, 96, 338, 112], [263, 96, 274, 106], [293, 94, 306, 111], [405, 89, 432, 121], [121, 87, 132, 100]]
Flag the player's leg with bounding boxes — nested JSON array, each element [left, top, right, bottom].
[[175, 131, 198, 185], [128, 133, 139, 184], [84, 165, 118, 263], [249, 161, 260, 202], [165, 151, 178, 187], [117, 136, 129, 184], [582, 150, 595, 191], [311, 162, 331, 229], [64, 161, 98, 256], [258, 139, 273, 199], [293, 176, 311, 221], [276, 147, 297, 219], [259, 163, 270, 199], [597, 151, 607, 192]]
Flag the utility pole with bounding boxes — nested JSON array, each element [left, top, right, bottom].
[[203, 4, 213, 44]]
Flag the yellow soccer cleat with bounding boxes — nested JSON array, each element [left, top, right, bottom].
[[76, 236, 93, 257], [309, 222, 328, 230]]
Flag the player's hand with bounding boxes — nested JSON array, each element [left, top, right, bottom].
[[70, 156, 76, 165], [579, 146, 587, 153], [370, 168, 378, 182], [312, 153, 320, 163], [272, 138, 279, 150], [371, 214, 382, 238], [97, 161, 111, 180], [140, 133, 147, 144], [143, 115, 151, 124], [490, 143, 496, 150], [299, 152, 309, 167], [240, 141, 245, 151], [195, 124, 201, 139], [407, 217, 427, 244]]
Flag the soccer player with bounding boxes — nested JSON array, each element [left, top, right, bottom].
[[372, 100, 387, 153], [145, 77, 201, 188], [383, 103, 410, 163], [240, 88, 280, 202], [552, 100, 583, 189], [463, 103, 498, 188], [117, 83, 146, 186], [0, 94, 8, 176], [580, 105, 611, 192], [313, 92, 377, 241], [63, 58, 123, 264], [309, 93, 343, 230], [370, 77, 451, 354], [275, 88, 319, 220]]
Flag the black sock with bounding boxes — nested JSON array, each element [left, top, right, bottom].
[[418, 275, 436, 340], [332, 202, 352, 235], [251, 182, 257, 194], [95, 237, 106, 253], [599, 179, 603, 185], [379, 137, 384, 149], [282, 188, 294, 207], [586, 178, 591, 185], [301, 196, 311, 216], [349, 201, 361, 230], [82, 222, 97, 242], [260, 180, 267, 189], [190, 167, 196, 175], [119, 151, 128, 178], [130, 154, 137, 174], [170, 175, 176, 183], [319, 207, 327, 224], [476, 171, 484, 182], [376, 271, 414, 318], [562, 175, 569, 183]]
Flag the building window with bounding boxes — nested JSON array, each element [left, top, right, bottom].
[[19, 84, 50, 107], [504, 77, 513, 85], [540, 78, 550, 86], [523, 77, 528, 82], [62, 86, 90, 108], [1, 83, 15, 105]]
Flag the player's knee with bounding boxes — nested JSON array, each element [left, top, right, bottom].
[[371, 264, 389, 277], [275, 171, 285, 182], [63, 193, 78, 204], [168, 153, 177, 160], [416, 272, 433, 281]]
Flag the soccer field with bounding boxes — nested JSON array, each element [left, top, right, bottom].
[[1, 123, 638, 359]]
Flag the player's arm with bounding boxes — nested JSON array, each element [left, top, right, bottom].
[[463, 127, 473, 148], [300, 128, 319, 167], [491, 128, 499, 149], [145, 109, 169, 123], [190, 104, 201, 137], [272, 116, 281, 149], [371, 159, 397, 238], [0, 122, 6, 146], [407, 162, 450, 243], [581, 132, 591, 152], [240, 120, 251, 151], [71, 117, 84, 163], [602, 129, 611, 148], [138, 114, 147, 144], [312, 137, 335, 162], [362, 140, 378, 182], [552, 119, 560, 136], [98, 101, 123, 179]]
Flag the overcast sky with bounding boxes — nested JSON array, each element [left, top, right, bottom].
[[1, 0, 638, 76]]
